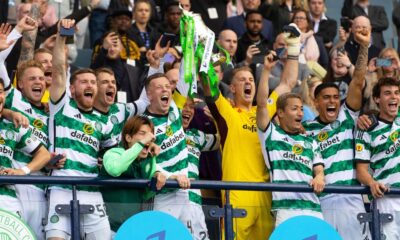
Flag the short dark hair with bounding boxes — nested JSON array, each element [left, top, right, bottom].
[[145, 73, 168, 90], [122, 115, 154, 149], [70, 68, 96, 84], [245, 10, 263, 21], [277, 92, 302, 111], [0, 77, 4, 89], [166, 1, 180, 12], [372, 77, 400, 99], [314, 82, 339, 98]]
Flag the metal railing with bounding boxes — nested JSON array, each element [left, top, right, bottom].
[[1, 175, 398, 240]]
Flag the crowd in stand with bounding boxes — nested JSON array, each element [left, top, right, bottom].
[[1, 0, 400, 239]]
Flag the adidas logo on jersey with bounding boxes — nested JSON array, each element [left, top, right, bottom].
[[25, 108, 32, 114], [74, 114, 82, 119], [380, 135, 387, 140], [156, 128, 163, 135]]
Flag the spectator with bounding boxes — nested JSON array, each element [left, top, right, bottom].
[[299, 75, 322, 121], [343, 16, 380, 65], [255, 32, 311, 93], [222, 0, 274, 43], [131, 0, 160, 51], [91, 32, 148, 103], [235, 10, 270, 64], [89, 0, 110, 46], [324, 48, 354, 103], [308, 0, 337, 50], [158, 1, 182, 38], [355, 77, 400, 240], [291, 9, 319, 63], [341, 0, 388, 49], [393, 2, 400, 53], [261, 0, 303, 37], [217, 29, 238, 84], [190, 0, 228, 34], [27, 0, 57, 29]]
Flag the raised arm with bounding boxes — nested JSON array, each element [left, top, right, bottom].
[[346, 28, 370, 110], [256, 52, 277, 131], [50, 19, 75, 103], [274, 24, 301, 95], [18, 5, 40, 65]]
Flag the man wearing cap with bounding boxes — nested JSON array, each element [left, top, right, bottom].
[[91, 9, 145, 65], [302, 25, 371, 239]]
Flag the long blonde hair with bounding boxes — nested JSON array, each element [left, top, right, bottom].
[[299, 75, 322, 112], [377, 47, 400, 80]]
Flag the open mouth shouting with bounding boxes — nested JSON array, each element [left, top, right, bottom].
[[31, 85, 43, 98], [160, 95, 170, 106], [105, 88, 115, 103], [244, 84, 253, 99], [326, 105, 337, 118], [83, 89, 95, 101], [388, 100, 398, 112]]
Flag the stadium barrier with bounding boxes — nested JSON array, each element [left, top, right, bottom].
[[0, 175, 397, 240]]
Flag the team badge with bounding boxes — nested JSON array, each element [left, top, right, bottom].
[[292, 144, 303, 155], [304, 141, 312, 149], [168, 112, 176, 122], [33, 119, 44, 130], [110, 115, 118, 125], [50, 214, 59, 223], [0, 136, 5, 145], [5, 130, 14, 140], [83, 123, 94, 135], [330, 120, 340, 130], [166, 125, 173, 137], [390, 131, 399, 142], [95, 122, 102, 132], [355, 143, 363, 152], [317, 131, 329, 142]]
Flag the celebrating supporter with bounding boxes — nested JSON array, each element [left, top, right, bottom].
[[46, 19, 117, 240], [355, 77, 400, 239], [256, 52, 325, 226], [302, 26, 371, 239]]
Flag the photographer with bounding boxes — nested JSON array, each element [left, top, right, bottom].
[[235, 10, 270, 65]]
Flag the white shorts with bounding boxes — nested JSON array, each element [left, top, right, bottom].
[[153, 190, 191, 228], [321, 194, 370, 240], [0, 194, 22, 217], [275, 209, 323, 227], [376, 196, 400, 239], [15, 184, 46, 240], [45, 189, 111, 239], [188, 203, 209, 240]]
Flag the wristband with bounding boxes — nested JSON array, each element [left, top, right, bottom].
[[21, 166, 31, 175]]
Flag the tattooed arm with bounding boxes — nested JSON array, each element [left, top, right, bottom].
[[18, 4, 40, 65], [346, 28, 370, 111]]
